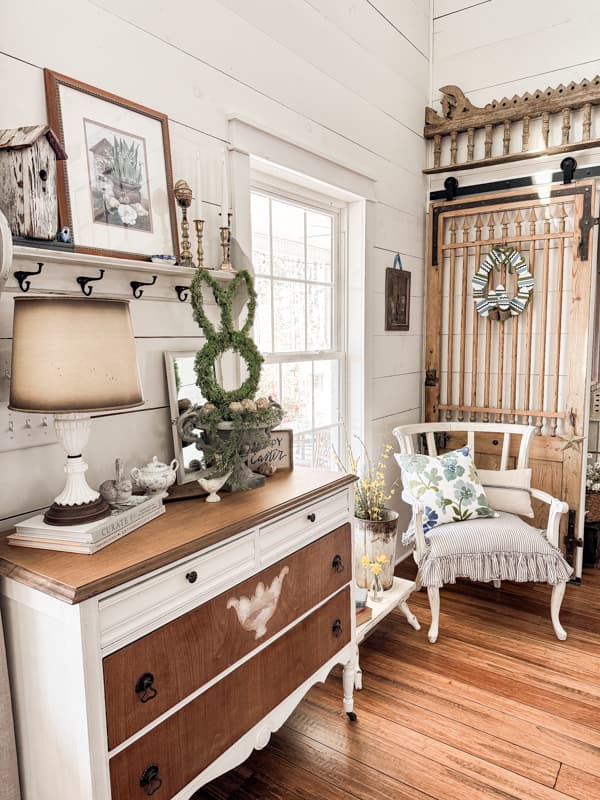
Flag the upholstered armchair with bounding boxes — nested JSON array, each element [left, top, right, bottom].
[[393, 422, 572, 644]]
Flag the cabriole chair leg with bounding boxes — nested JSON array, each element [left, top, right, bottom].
[[427, 586, 440, 643], [550, 581, 568, 641]]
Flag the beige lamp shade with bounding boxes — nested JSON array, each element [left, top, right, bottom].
[[9, 296, 144, 413]]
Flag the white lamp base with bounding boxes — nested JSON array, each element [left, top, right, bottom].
[[44, 413, 110, 526]]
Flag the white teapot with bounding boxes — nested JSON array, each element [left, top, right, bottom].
[[131, 456, 178, 498]]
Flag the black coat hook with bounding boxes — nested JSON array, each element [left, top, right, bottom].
[[76, 269, 105, 296], [14, 262, 44, 292], [130, 275, 157, 299], [174, 285, 190, 302]]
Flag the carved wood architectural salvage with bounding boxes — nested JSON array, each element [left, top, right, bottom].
[[424, 78, 600, 173]]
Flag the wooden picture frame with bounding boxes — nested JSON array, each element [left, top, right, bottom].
[[248, 429, 294, 472], [44, 69, 179, 262], [385, 267, 411, 331]]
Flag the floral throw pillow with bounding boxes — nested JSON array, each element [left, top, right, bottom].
[[395, 446, 498, 533]]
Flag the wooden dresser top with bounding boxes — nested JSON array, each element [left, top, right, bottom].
[[0, 469, 355, 604]]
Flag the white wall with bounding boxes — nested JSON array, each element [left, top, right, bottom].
[[0, 0, 431, 530]]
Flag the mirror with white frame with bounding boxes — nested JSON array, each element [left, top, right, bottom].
[[165, 350, 211, 484]]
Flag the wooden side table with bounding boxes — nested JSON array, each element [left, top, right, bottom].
[[354, 576, 420, 689]]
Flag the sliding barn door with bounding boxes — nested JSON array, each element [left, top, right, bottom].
[[425, 182, 596, 568]]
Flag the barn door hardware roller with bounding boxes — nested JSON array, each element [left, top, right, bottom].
[[560, 157, 577, 184], [444, 177, 459, 201]]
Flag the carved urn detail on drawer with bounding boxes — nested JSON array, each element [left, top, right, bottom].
[[227, 566, 289, 639]]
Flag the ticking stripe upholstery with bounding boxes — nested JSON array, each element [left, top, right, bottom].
[[417, 512, 573, 588]]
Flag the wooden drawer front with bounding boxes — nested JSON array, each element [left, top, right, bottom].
[[259, 489, 349, 564], [109, 586, 350, 799], [103, 523, 351, 749], [98, 533, 256, 650]]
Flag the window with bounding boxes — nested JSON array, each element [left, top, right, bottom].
[[250, 184, 346, 468]]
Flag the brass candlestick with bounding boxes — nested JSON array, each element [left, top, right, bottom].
[[219, 224, 234, 271], [193, 219, 205, 269], [173, 179, 195, 268]]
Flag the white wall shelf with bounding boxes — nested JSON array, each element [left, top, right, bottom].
[[5, 246, 235, 304]]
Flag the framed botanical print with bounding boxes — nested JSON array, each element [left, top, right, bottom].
[[44, 69, 179, 261], [385, 264, 411, 331]]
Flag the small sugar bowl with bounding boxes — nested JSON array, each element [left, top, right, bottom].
[[131, 456, 178, 498]]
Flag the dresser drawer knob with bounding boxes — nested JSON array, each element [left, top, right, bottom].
[[332, 618, 343, 637], [185, 570, 198, 584], [307, 512, 316, 523], [140, 764, 162, 795], [135, 672, 158, 703], [332, 554, 344, 573]]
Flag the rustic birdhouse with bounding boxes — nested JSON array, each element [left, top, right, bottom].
[[0, 125, 67, 241]]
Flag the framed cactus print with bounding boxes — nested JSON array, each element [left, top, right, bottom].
[[44, 69, 179, 261]]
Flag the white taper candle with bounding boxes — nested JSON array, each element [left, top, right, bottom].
[[193, 153, 203, 219], [220, 148, 229, 224]]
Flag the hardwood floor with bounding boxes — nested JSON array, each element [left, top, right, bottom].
[[195, 562, 600, 800]]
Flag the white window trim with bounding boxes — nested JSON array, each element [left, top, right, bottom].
[[250, 174, 349, 462], [228, 117, 369, 452]]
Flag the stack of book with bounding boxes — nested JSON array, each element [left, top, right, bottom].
[[9, 495, 164, 554]]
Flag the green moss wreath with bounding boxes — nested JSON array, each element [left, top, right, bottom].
[[190, 268, 263, 406]]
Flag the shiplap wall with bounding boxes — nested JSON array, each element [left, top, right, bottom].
[[0, 0, 431, 530]]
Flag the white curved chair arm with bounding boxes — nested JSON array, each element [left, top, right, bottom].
[[530, 487, 568, 548], [401, 490, 428, 562]]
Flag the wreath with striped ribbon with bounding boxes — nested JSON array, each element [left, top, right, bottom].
[[472, 245, 534, 321]]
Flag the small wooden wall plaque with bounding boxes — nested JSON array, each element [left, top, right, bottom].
[[385, 260, 411, 332]]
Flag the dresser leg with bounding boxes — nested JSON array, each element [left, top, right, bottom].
[[354, 642, 363, 691], [399, 600, 421, 630], [342, 659, 356, 720]]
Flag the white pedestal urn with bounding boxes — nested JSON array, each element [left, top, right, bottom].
[[354, 509, 399, 590]]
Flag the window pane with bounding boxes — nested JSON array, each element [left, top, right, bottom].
[[281, 362, 312, 432], [258, 362, 280, 403], [307, 284, 332, 350], [306, 211, 332, 283], [313, 359, 340, 428], [254, 277, 272, 352], [293, 432, 313, 468], [273, 280, 306, 352], [251, 194, 270, 275], [272, 200, 305, 279], [314, 428, 339, 469], [294, 427, 340, 469]]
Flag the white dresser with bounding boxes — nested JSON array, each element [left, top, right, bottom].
[[0, 469, 356, 800]]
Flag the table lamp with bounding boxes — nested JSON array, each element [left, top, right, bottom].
[[9, 296, 144, 525]]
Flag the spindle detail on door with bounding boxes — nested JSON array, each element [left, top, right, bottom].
[[425, 183, 595, 557]]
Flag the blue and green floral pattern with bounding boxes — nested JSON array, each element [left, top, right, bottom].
[[396, 447, 498, 533]]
